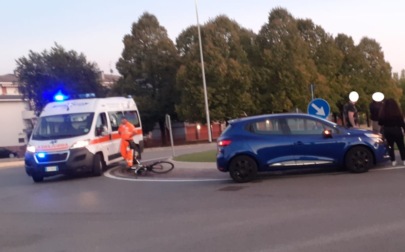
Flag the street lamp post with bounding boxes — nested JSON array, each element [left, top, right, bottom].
[[194, 0, 212, 142]]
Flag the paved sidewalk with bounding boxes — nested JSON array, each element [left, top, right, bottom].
[[0, 158, 24, 169]]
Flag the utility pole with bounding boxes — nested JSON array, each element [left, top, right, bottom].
[[195, 0, 212, 142]]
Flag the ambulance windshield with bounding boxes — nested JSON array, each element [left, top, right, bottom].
[[32, 113, 94, 140]]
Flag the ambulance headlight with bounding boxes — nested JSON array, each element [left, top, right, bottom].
[[71, 140, 90, 149], [26, 145, 36, 153]]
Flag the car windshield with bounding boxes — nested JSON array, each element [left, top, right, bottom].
[[32, 113, 94, 140]]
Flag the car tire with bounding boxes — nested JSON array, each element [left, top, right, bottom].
[[229, 155, 258, 183], [9, 153, 15, 158], [32, 174, 44, 183], [92, 153, 105, 176], [345, 146, 373, 173]]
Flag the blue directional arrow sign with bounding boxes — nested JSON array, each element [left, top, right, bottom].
[[307, 98, 330, 119]]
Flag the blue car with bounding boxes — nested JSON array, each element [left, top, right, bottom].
[[217, 113, 389, 183]]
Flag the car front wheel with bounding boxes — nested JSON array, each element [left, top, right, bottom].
[[32, 173, 44, 183], [345, 146, 373, 173], [92, 153, 105, 176], [229, 155, 258, 183]]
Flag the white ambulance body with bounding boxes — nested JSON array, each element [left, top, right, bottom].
[[25, 96, 143, 182]]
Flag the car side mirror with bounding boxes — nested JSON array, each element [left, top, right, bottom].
[[96, 126, 109, 137], [101, 126, 109, 136], [322, 129, 333, 138]]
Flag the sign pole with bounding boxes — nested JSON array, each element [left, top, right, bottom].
[[165, 114, 175, 157]]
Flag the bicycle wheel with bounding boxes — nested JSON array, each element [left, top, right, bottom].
[[149, 161, 174, 174]]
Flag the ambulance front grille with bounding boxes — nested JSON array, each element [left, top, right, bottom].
[[35, 152, 69, 164]]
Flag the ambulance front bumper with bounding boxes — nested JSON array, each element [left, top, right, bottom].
[[25, 148, 95, 177]]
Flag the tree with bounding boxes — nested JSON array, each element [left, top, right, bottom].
[[334, 35, 401, 121], [15, 44, 105, 114], [356, 37, 401, 100], [256, 8, 317, 113], [176, 15, 256, 122], [114, 12, 179, 141], [296, 19, 345, 114], [398, 76, 405, 113]]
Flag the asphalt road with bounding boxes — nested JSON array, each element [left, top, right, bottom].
[[2, 144, 405, 252]]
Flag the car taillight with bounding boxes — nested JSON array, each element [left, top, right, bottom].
[[218, 139, 232, 147]]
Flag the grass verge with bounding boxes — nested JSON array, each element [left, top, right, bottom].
[[173, 150, 217, 162]]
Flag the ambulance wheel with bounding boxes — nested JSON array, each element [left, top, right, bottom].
[[32, 174, 44, 183], [92, 153, 105, 176]]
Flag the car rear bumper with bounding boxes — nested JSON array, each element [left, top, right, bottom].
[[216, 151, 228, 172]]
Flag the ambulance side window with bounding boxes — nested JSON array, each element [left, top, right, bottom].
[[95, 113, 108, 136], [124, 110, 140, 127], [108, 111, 123, 131]]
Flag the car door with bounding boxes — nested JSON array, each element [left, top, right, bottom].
[[286, 116, 345, 166], [247, 117, 297, 169]]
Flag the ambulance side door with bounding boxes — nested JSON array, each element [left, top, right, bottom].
[[107, 111, 123, 162], [92, 112, 112, 164]]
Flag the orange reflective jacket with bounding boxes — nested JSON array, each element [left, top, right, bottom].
[[118, 122, 136, 140]]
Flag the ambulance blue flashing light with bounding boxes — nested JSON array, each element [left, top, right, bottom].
[[77, 93, 96, 99], [54, 91, 68, 102], [37, 152, 46, 159], [53, 92, 96, 101]]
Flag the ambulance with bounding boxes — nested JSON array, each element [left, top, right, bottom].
[[24, 94, 143, 182]]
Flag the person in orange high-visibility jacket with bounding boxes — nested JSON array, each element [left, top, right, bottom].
[[118, 116, 137, 167]]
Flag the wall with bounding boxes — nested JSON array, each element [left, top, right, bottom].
[[145, 121, 224, 147], [0, 99, 28, 155]]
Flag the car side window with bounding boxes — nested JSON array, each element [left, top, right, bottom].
[[286, 118, 333, 135], [247, 119, 287, 135]]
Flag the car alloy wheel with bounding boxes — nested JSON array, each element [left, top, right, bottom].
[[229, 155, 258, 183], [345, 146, 373, 173]]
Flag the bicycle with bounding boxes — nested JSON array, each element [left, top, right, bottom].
[[120, 141, 175, 176], [129, 160, 175, 176]]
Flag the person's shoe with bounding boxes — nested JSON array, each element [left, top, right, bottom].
[[392, 161, 397, 166], [135, 167, 146, 175], [133, 164, 144, 174]]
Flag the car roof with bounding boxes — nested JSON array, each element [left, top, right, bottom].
[[228, 113, 335, 125]]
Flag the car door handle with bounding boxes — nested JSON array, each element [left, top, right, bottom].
[[295, 141, 303, 145]]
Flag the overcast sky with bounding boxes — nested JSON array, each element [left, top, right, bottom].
[[1, 0, 404, 75]]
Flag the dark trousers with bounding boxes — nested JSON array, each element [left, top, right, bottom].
[[384, 126, 405, 161]]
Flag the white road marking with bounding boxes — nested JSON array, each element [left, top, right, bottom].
[[373, 165, 405, 171], [103, 169, 231, 182], [103, 163, 405, 183]]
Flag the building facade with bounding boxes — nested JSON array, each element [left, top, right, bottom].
[[0, 72, 222, 152], [0, 72, 119, 156], [0, 74, 34, 155]]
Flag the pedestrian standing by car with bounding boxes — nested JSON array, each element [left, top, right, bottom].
[[378, 98, 405, 166], [343, 91, 359, 128], [369, 92, 384, 133]]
